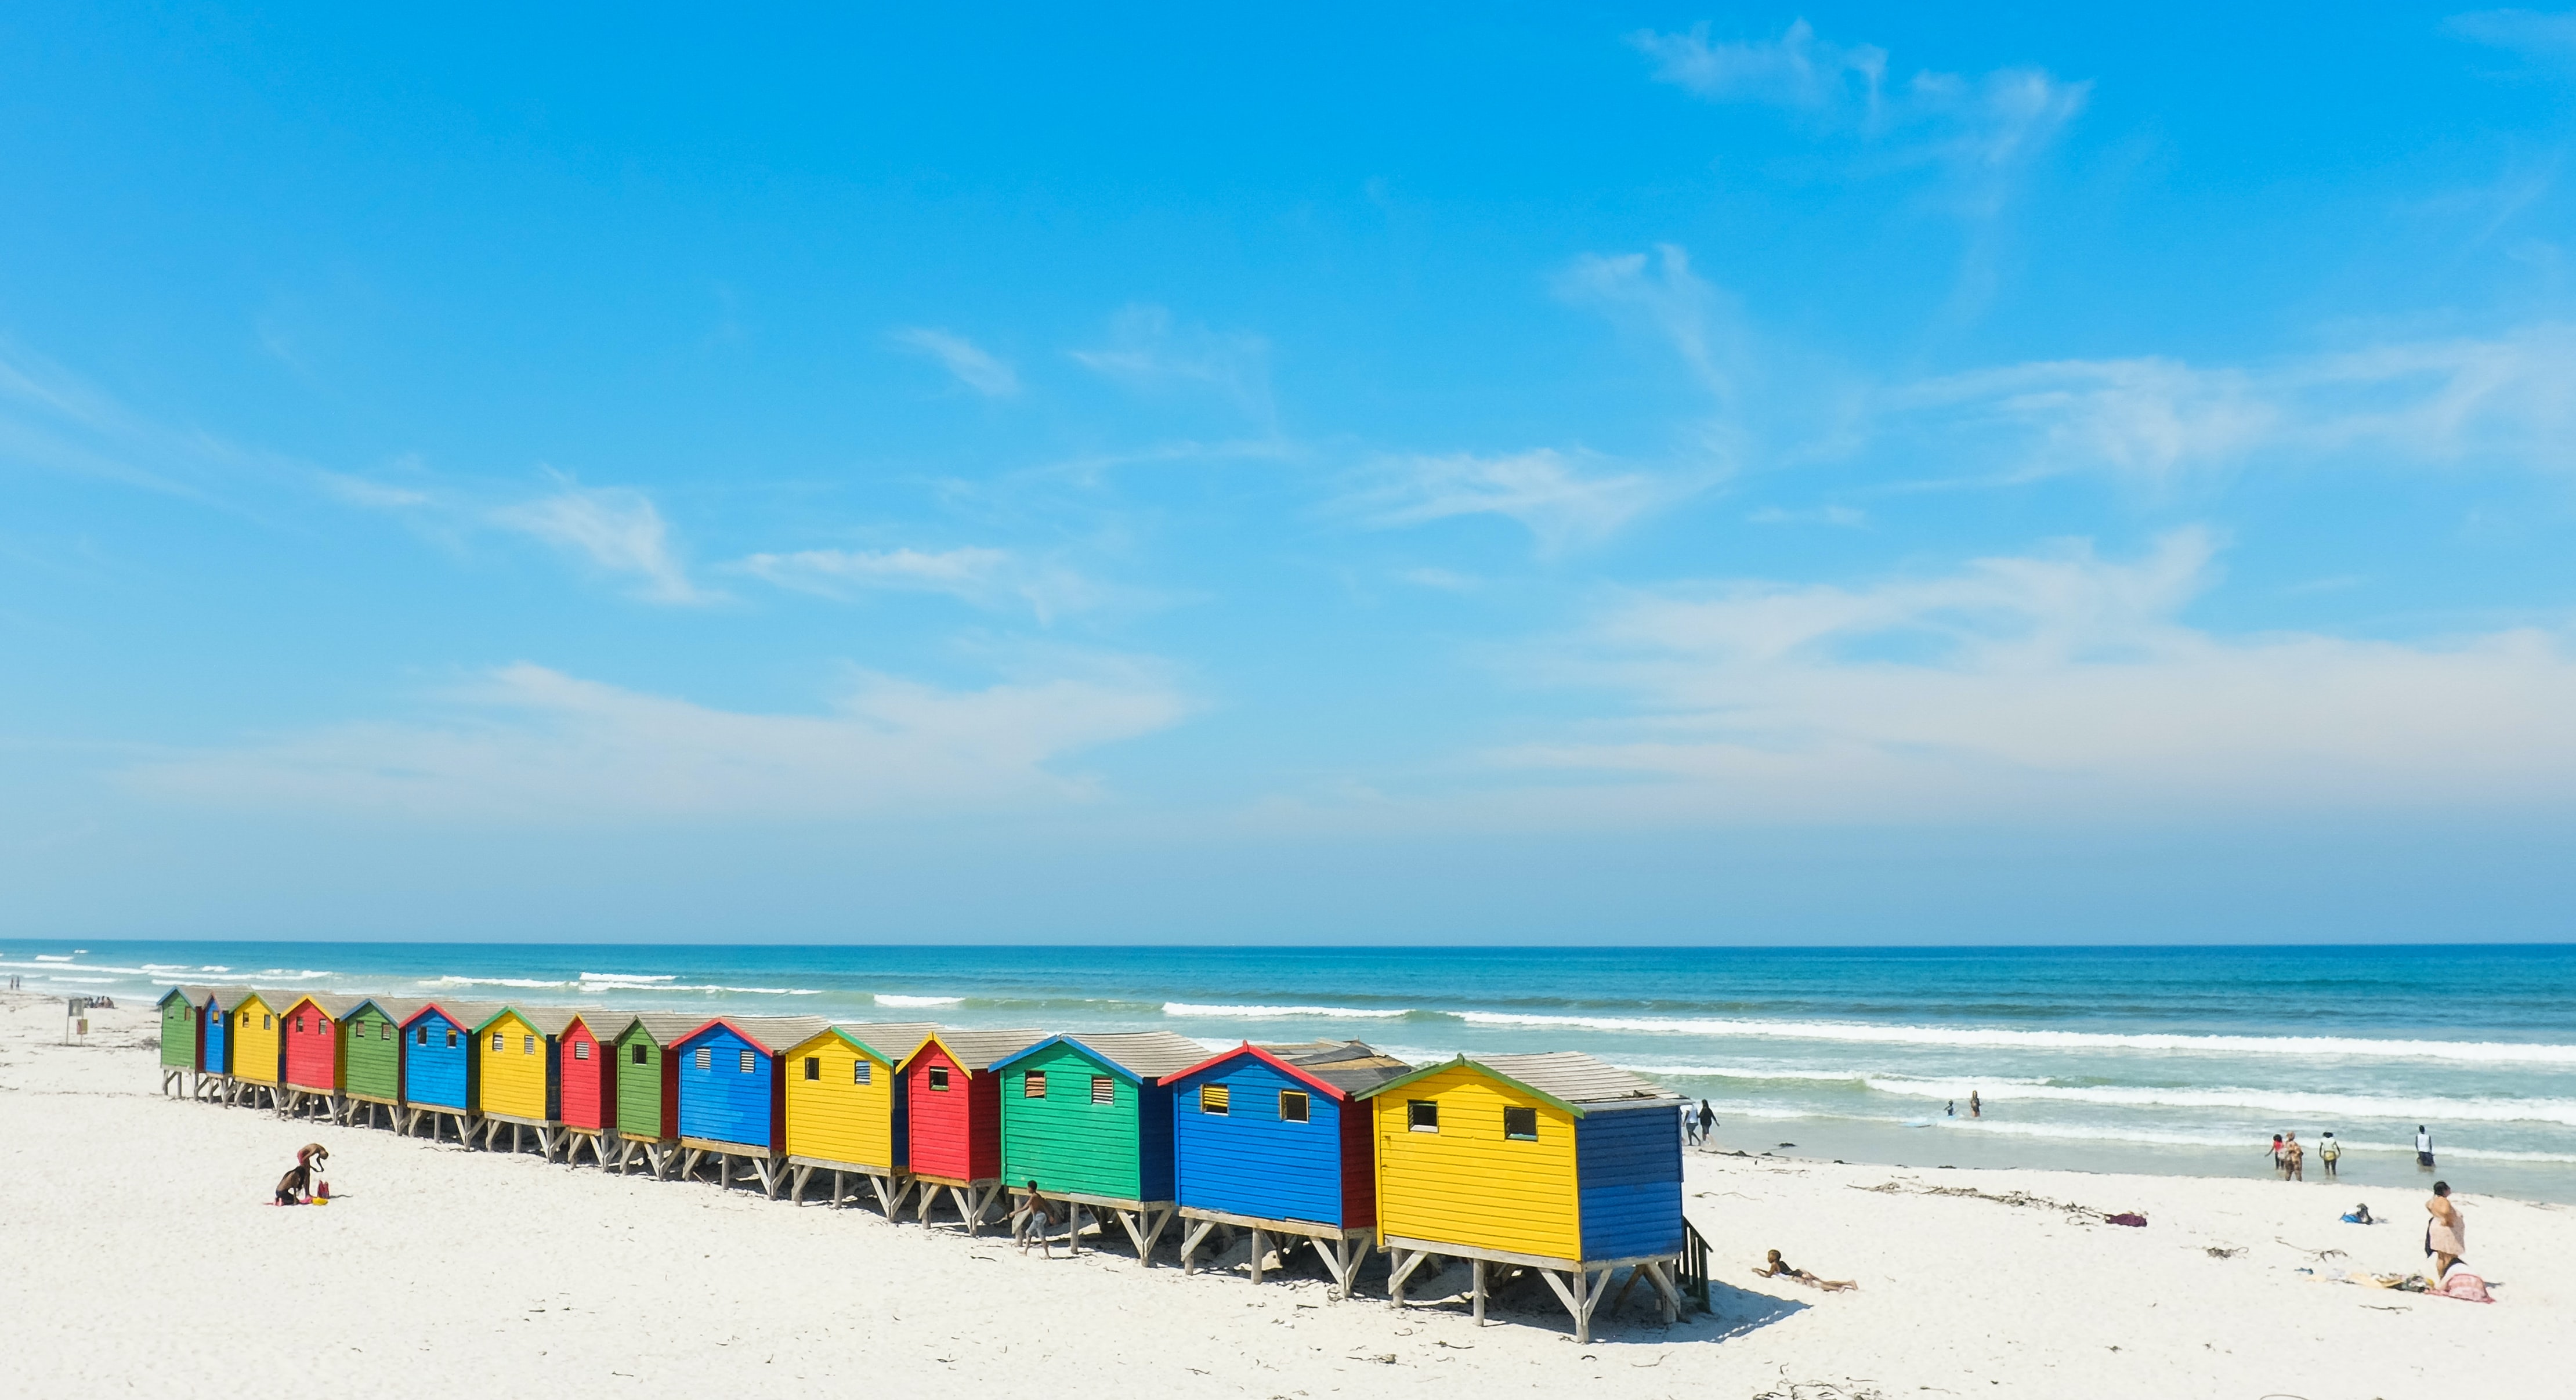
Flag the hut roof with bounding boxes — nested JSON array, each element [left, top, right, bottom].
[[348, 997, 426, 1025], [675, 1015, 833, 1055], [565, 1010, 634, 1038], [280, 992, 363, 1019], [158, 986, 201, 1007], [196, 984, 256, 1009], [473, 1005, 581, 1036], [907, 1027, 1048, 1072], [1169, 1040, 1413, 1099], [615, 1012, 707, 1047], [993, 1030, 1211, 1083], [401, 1000, 506, 1030], [1354, 1051, 1678, 1116], [809, 1021, 943, 1063]]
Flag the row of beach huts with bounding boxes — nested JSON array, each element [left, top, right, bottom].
[[155, 984, 1707, 1341]]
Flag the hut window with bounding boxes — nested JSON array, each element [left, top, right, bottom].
[[928, 1066, 951, 1091], [739, 1050, 757, 1074], [295, 1016, 306, 1033], [523, 1035, 536, 1055], [1091, 1076, 1115, 1105], [633, 1044, 649, 1065], [1023, 1072, 1047, 1098], [416, 1026, 427, 1046], [446, 1030, 458, 1048], [379, 1023, 391, 1041], [491, 1032, 505, 1052], [697, 1047, 712, 1070], [262, 1014, 272, 1030], [574, 1041, 589, 1060], [1503, 1107, 1539, 1141], [1408, 1100, 1439, 1133], [853, 1061, 871, 1086], [804, 1057, 820, 1081], [1279, 1090, 1309, 1123], [1200, 1084, 1229, 1115]]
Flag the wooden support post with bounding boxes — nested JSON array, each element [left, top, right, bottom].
[[1180, 1218, 1216, 1275], [1250, 1228, 1269, 1285], [1388, 1248, 1433, 1308], [1472, 1258, 1486, 1324], [1640, 1258, 1685, 1323]]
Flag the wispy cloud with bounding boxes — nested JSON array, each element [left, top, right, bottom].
[[489, 479, 710, 605], [1072, 305, 1275, 428], [1891, 324, 2576, 481], [891, 327, 1021, 397], [1504, 529, 2576, 817], [735, 544, 1102, 622], [1555, 244, 1742, 399], [1629, 19, 1888, 113], [1346, 448, 1692, 556], [125, 660, 1189, 822], [2447, 9, 2576, 64]]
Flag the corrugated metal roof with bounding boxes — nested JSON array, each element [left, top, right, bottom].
[[683, 1015, 832, 1054], [566, 1010, 635, 1038], [281, 992, 363, 1018], [350, 997, 426, 1025], [914, 1028, 1047, 1070], [406, 1000, 507, 1029], [616, 1012, 706, 1046], [822, 1021, 942, 1062], [1066, 1031, 1212, 1080], [513, 1007, 581, 1036], [1477, 1052, 1678, 1106], [195, 985, 255, 1009]]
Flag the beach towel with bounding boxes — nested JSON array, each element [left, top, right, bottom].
[[2435, 1271, 2493, 1303]]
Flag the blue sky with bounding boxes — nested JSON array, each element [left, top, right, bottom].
[[4, 5, 2574, 943]]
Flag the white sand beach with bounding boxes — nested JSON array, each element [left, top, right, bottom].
[[5, 994, 2563, 1399]]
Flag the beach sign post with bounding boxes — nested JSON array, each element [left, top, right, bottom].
[[1166, 1040, 1413, 1299], [1354, 1052, 1689, 1342]]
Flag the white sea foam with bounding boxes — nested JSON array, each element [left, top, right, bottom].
[[33, 956, 70, 963], [580, 972, 677, 984], [430, 975, 571, 990], [1164, 1001, 1408, 1019], [254, 969, 334, 981], [1453, 1011, 2576, 1065], [1855, 1077, 2576, 1128], [876, 994, 964, 1008]]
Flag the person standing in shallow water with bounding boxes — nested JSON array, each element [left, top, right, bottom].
[[2416, 1125, 2436, 1169], [2281, 1133, 2304, 1182], [2320, 1132, 2340, 1177], [1969, 1090, 1981, 1118]]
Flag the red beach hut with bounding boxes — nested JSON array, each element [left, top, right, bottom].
[[557, 1011, 628, 1166], [278, 993, 359, 1119], [900, 1028, 1045, 1232]]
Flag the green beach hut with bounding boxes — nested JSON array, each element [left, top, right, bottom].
[[610, 1013, 703, 1177], [341, 997, 422, 1130], [992, 1030, 1209, 1265], [156, 986, 207, 1097]]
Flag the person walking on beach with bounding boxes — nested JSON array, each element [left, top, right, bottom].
[[2425, 1181, 2466, 1278], [1681, 1101, 1699, 1146], [2319, 1132, 2340, 1177], [2415, 1125, 2436, 1169], [2281, 1132, 2304, 1182]]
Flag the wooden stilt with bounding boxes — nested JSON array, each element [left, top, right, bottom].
[[1472, 1258, 1486, 1324]]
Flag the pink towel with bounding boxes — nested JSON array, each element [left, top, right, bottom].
[[2436, 1271, 2494, 1303]]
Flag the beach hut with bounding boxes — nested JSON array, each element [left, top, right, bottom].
[[991, 1030, 1209, 1264], [225, 990, 287, 1109], [1354, 1052, 1689, 1341], [155, 987, 205, 1097], [777, 1021, 941, 1213], [277, 993, 360, 1119], [609, 1012, 704, 1177], [399, 1001, 502, 1144], [1167, 1040, 1412, 1298], [339, 997, 421, 1130], [555, 1011, 629, 1166], [899, 1027, 1047, 1233], [671, 1015, 830, 1196], [472, 1005, 576, 1156], [194, 986, 251, 1101]]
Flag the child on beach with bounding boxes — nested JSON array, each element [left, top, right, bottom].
[[1756, 1249, 1855, 1292], [273, 1143, 327, 1206]]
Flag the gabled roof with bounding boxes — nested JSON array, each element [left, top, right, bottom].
[[196, 985, 255, 1010], [347, 997, 426, 1026], [1277, 1040, 1414, 1096], [673, 1015, 833, 1056], [1352, 1052, 1679, 1117], [564, 1010, 634, 1039], [786, 1021, 943, 1065], [473, 1005, 580, 1037], [989, 1030, 1212, 1084], [1166, 1042, 1356, 1100], [233, 989, 284, 1012], [903, 1027, 1048, 1073], [277, 992, 362, 1019], [400, 1000, 506, 1032], [612, 1012, 707, 1047], [158, 986, 201, 1008]]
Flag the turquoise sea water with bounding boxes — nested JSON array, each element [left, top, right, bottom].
[[15, 942, 2574, 1202]]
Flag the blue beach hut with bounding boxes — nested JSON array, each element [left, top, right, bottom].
[[1167, 1040, 1412, 1297], [399, 1000, 501, 1144], [195, 985, 251, 1101], [671, 1015, 828, 1198]]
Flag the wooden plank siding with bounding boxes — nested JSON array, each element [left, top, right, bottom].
[[997, 1041, 1171, 1203], [781, 1029, 905, 1173], [156, 992, 198, 1069], [613, 1024, 678, 1141], [1574, 1103, 1684, 1260], [675, 1024, 784, 1152], [400, 1007, 479, 1110], [475, 1010, 555, 1122], [1369, 1063, 1581, 1262], [342, 1004, 406, 1101], [228, 994, 283, 1087], [902, 1040, 986, 1182], [201, 993, 230, 1076], [280, 997, 345, 1092], [558, 1016, 618, 1131], [1170, 1053, 1351, 1229]]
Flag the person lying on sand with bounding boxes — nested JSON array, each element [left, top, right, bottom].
[[1756, 1249, 1856, 1291], [273, 1143, 327, 1206], [2342, 1203, 2375, 1224]]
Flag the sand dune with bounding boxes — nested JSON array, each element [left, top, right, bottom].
[[3, 993, 2561, 1398]]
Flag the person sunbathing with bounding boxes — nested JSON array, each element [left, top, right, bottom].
[[1756, 1249, 1856, 1291]]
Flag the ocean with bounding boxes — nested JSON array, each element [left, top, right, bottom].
[[15, 941, 2574, 1202]]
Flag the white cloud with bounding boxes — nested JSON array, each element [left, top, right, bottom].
[[124, 661, 1188, 822], [891, 327, 1021, 397], [1629, 19, 1888, 113], [2447, 9, 2576, 63], [490, 481, 708, 605], [1555, 244, 1742, 399], [735, 545, 1101, 622], [1072, 305, 1275, 426], [1347, 448, 1687, 556], [1503, 530, 2576, 818], [1895, 324, 2576, 480]]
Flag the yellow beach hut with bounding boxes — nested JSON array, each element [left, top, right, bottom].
[[472, 1005, 576, 1156], [225, 990, 288, 1109], [1355, 1052, 1691, 1341], [780, 1021, 942, 1213]]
